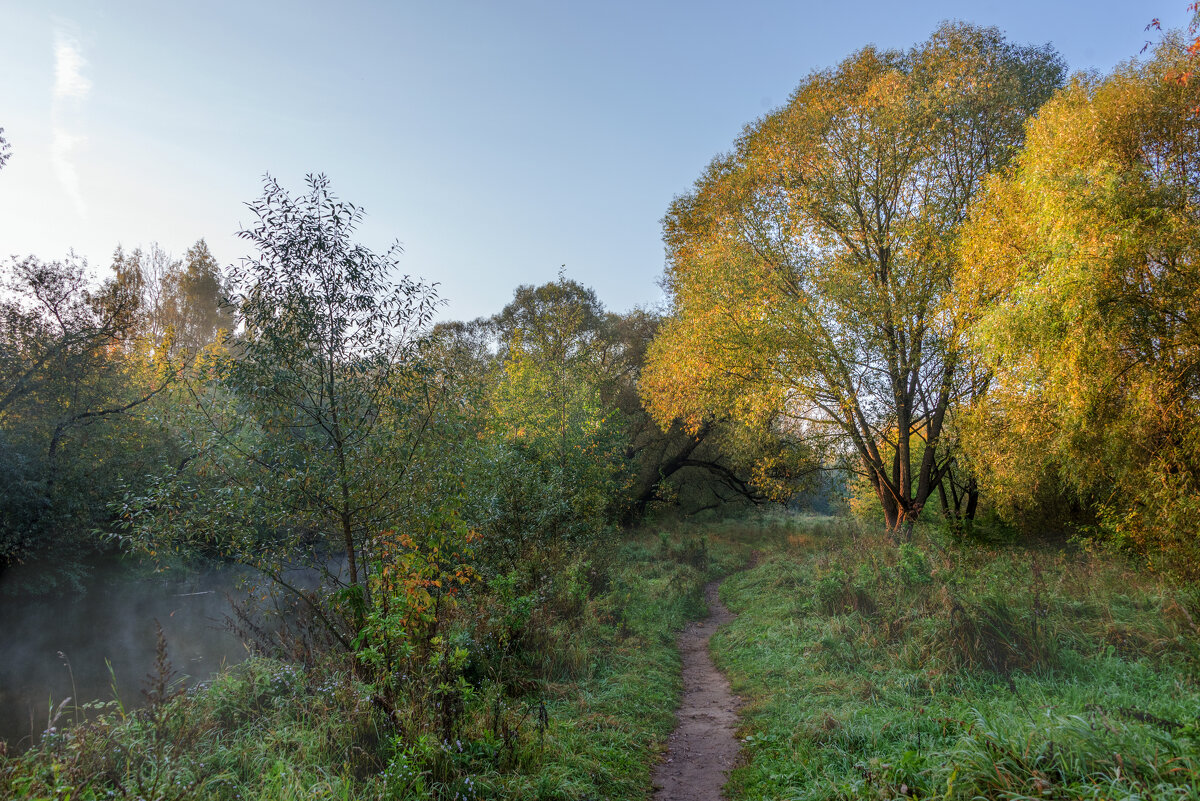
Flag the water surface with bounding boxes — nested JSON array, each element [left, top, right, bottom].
[[0, 559, 249, 749]]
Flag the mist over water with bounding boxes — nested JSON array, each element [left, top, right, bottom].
[[0, 558, 251, 749]]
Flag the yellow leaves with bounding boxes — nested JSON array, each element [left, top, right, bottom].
[[648, 25, 1068, 526], [954, 38, 1200, 560], [368, 524, 479, 632]]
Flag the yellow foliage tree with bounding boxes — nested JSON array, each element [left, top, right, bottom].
[[958, 34, 1200, 572], [644, 23, 1064, 533]]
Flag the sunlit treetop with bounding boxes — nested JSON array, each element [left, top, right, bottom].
[[645, 22, 1064, 530]]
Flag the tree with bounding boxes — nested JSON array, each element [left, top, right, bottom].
[[433, 285, 770, 541], [110, 239, 231, 355], [487, 277, 629, 552], [957, 35, 1200, 571], [605, 309, 799, 517], [110, 243, 177, 345], [122, 175, 472, 670], [170, 240, 231, 353], [488, 277, 781, 531], [643, 23, 1064, 533], [0, 253, 170, 587], [1146, 4, 1199, 86]]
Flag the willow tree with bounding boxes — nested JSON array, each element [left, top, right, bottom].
[[643, 24, 1063, 532], [122, 175, 475, 670], [957, 35, 1200, 571]]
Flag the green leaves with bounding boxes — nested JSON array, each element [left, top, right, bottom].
[[0, 252, 176, 586], [121, 175, 477, 674], [485, 277, 630, 554]]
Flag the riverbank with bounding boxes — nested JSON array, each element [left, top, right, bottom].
[[0, 520, 763, 799], [9, 513, 1196, 800]]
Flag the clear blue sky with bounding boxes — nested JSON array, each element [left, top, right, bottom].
[[0, 1, 1192, 321]]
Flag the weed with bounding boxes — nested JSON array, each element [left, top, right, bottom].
[[897, 543, 932, 585]]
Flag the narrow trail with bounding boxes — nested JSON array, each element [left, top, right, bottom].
[[652, 579, 742, 801]]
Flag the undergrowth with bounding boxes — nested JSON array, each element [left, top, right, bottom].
[[714, 515, 1200, 801], [17, 510, 1183, 800], [0, 523, 753, 800]]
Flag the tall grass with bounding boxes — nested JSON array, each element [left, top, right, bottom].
[[714, 515, 1200, 801]]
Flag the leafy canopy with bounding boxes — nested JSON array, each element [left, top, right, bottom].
[[122, 175, 473, 665], [644, 23, 1064, 530], [958, 35, 1200, 571]]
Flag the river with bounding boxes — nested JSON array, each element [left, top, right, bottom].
[[0, 558, 250, 750]]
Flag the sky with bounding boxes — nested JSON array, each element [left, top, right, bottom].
[[0, 0, 1193, 323]]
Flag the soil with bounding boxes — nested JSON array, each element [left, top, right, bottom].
[[651, 579, 742, 801]]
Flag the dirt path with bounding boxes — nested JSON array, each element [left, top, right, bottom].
[[652, 579, 741, 801]]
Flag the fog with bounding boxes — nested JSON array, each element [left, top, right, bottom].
[[0, 559, 250, 749]]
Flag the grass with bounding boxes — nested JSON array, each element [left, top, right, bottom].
[[712, 515, 1200, 801], [0, 523, 751, 800], [13, 509, 1193, 800]]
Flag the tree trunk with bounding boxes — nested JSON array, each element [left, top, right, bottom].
[[937, 480, 951, 519], [342, 512, 358, 587], [965, 477, 980, 521]]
